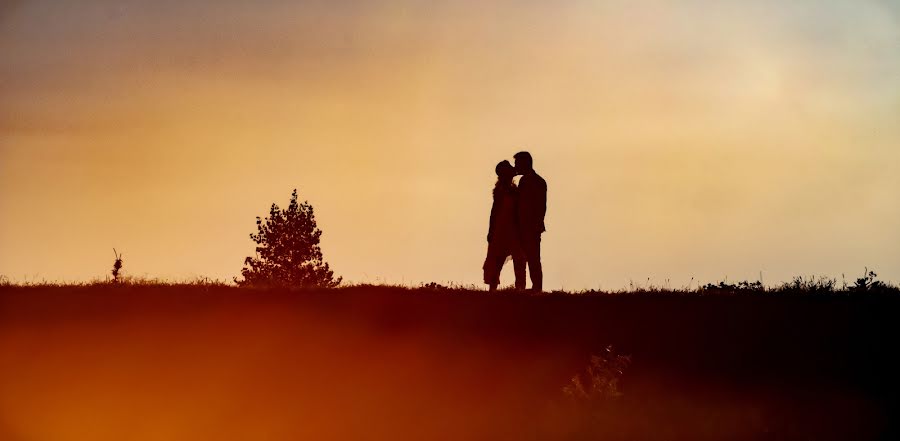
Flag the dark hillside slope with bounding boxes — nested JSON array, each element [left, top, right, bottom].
[[1, 286, 898, 440]]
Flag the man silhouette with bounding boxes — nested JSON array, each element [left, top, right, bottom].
[[513, 151, 547, 292]]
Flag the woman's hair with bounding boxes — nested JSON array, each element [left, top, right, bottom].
[[494, 160, 516, 198]]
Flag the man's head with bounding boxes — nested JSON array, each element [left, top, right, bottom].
[[513, 151, 533, 175]]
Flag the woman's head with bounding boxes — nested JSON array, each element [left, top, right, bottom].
[[495, 160, 515, 181], [494, 160, 516, 197]]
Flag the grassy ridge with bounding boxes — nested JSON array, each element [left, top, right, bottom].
[[1, 285, 899, 440]]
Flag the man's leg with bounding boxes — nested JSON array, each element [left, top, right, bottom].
[[525, 235, 542, 292], [512, 254, 527, 290]]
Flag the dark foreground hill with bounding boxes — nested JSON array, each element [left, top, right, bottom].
[[1, 285, 898, 440]]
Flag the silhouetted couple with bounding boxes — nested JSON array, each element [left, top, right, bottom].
[[483, 151, 547, 292]]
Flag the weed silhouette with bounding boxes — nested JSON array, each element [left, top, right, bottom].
[[111, 249, 123, 283]]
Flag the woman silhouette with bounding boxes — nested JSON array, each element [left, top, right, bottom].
[[483, 160, 526, 291]]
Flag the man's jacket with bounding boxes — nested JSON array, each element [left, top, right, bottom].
[[517, 171, 547, 236]]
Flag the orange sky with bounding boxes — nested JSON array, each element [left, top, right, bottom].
[[2, 0, 899, 289]]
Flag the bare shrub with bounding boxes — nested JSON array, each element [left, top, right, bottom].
[[563, 345, 631, 403]]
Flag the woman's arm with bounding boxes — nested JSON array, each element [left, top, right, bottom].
[[487, 195, 499, 243]]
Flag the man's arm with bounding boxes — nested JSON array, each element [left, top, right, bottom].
[[540, 179, 547, 227]]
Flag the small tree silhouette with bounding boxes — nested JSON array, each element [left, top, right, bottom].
[[236, 189, 341, 288]]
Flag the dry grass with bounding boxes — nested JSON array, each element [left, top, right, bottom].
[[2, 272, 897, 295]]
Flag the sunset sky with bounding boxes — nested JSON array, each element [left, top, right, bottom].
[[1, 0, 898, 289]]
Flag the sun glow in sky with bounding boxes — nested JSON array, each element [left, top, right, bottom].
[[2, 0, 899, 289]]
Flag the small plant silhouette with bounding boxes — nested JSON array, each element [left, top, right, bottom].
[[849, 268, 889, 293], [236, 189, 341, 288], [111, 248, 123, 283]]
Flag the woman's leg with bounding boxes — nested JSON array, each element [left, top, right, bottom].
[[483, 252, 501, 289], [489, 254, 505, 291], [511, 242, 527, 291], [486, 253, 507, 291]]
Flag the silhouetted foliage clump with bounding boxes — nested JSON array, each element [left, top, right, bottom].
[[111, 249, 123, 283], [563, 345, 631, 403], [694, 269, 897, 296], [701, 280, 764, 294], [847, 269, 893, 294], [236, 189, 341, 288]]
